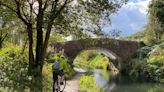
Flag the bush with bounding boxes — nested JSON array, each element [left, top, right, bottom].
[[0, 45, 30, 91], [147, 42, 164, 82], [124, 43, 164, 83], [0, 45, 56, 91]]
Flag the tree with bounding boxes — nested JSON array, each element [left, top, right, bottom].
[[145, 17, 163, 44], [146, 0, 164, 43], [0, 0, 127, 89], [149, 0, 164, 26]]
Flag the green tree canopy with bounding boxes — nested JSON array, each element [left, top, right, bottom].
[[145, 0, 164, 44], [0, 1, 128, 86]]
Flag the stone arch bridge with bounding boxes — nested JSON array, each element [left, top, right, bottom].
[[51, 38, 144, 70]]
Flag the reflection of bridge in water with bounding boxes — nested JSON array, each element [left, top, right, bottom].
[[52, 38, 144, 70]]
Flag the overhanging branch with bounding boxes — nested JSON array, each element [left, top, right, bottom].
[[14, 0, 29, 25], [43, 0, 49, 11], [0, 1, 17, 12], [1, 33, 8, 42]]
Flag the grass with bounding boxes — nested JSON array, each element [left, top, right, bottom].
[[80, 75, 104, 92]]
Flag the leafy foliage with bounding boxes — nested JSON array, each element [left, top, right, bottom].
[[144, 0, 164, 44], [73, 50, 110, 70], [149, 0, 164, 27], [0, 0, 127, 42], [123, 42, 164, 83], [0, 45, 29, 91], [80, 75, 104, 92], [0, 1, 127, 82], [0, 45, 55, 91]]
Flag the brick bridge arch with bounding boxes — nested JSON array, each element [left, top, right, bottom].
[[52, 38, 144, 70]]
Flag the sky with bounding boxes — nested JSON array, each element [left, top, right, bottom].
[[103, 0, 151, 37]]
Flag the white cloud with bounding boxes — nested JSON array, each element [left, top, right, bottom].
[[104, 0, 151, 36], [128, 0, 151, 14]]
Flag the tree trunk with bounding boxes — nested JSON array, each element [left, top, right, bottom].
[[26, 24, 44, 92], [35, 1, 44, 72], [27, 24, 34, 70], [32, 3, 44, 92], [41, 0, 68, 62], [41, 20, 54, 65], [35, 24, 43, 69]]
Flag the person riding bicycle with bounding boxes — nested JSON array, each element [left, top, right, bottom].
[[52, 53, 68, 86]]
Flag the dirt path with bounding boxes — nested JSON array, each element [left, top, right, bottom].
[[64, 73, 83, 92]]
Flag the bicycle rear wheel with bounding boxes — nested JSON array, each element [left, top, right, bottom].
[[59, 78, 66, 92]]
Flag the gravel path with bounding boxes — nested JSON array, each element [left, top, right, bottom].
[[64, 73, 83, 92]]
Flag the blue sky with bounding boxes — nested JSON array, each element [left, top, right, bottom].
[[103, 0, 151, 36]]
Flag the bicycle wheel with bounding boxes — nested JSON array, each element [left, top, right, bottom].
[[53, 81, 59, 92], [58, 78, 66, 92]]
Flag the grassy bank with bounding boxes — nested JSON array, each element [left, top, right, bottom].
[[80, 75, 104, 92], [73, 50, 111, 91]]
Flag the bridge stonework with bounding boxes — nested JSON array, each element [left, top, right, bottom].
[[52, 38, 144, 69]]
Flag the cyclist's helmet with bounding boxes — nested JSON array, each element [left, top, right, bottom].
[[61, 55, 65, 58]]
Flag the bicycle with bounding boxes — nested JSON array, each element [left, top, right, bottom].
[[53, 75, 66, 92]]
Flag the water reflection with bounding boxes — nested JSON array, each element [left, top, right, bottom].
[[93, 69, 164, 92], [111, 83, 164, 92], [94, 69, 110, 87]]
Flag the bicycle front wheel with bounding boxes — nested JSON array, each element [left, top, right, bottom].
[[53, 81, 59, 92]]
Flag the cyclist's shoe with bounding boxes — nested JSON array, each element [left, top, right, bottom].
[[60, 82, 63, 85]]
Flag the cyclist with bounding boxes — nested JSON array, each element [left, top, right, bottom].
[[52, 54, 68, 91]]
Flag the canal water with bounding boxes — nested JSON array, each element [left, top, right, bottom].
[[86, 69, 164, 92]]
